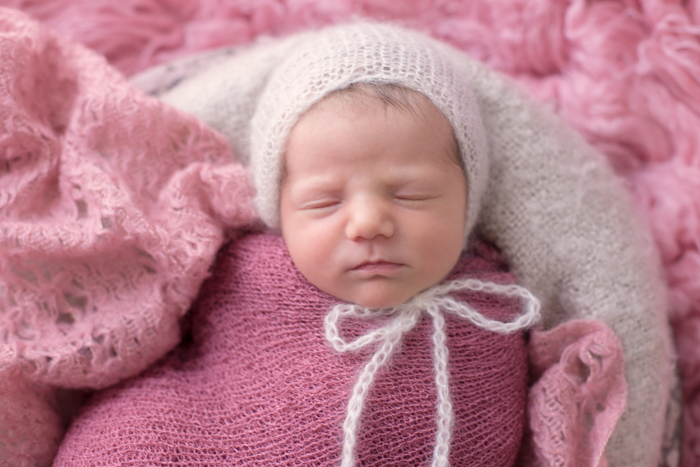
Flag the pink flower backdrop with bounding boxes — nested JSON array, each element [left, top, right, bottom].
[[4, 0, 700, 464]]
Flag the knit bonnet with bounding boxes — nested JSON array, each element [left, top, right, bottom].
[[250, 22, 488, 237]]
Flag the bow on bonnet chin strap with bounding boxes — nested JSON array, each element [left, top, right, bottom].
[[324, 278, 541, 467]]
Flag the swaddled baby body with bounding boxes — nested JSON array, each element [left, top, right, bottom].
[[54, 232, 530, 467]]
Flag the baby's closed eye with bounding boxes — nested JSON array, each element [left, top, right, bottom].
[[286, 183, 343, 211], [392, 184, 444, 203], [394, 193, 438, 201], [301, 198, 342, 210]]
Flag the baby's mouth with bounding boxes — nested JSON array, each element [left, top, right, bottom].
[[351, 261, 405, 274]]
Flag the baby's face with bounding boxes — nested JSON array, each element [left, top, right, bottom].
[[280, 97, 467, 308]]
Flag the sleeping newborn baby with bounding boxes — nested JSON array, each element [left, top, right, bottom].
[[54, 22, 542, 467], [278, 82, 540, 466]]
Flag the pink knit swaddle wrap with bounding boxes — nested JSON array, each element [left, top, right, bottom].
[[55, 232, 528, 466]]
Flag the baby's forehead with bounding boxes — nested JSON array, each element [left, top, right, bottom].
[[286, 84, 463, 172]]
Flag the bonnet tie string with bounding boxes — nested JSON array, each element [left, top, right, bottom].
[[324, 278, 541, 467]]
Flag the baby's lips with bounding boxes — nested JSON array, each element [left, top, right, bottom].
[[350, 261, 406, 276]]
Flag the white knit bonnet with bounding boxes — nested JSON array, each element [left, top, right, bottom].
[[250, 22, 488, 238]]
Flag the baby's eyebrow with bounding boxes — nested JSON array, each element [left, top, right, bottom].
[[287, 176, 342, 196], [387, 166, 454, 184]]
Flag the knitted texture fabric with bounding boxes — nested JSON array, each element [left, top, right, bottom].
[[54, 232, 529, 467], [158, 22, 672, 467], [0, 8, 257, 465], [324, 276, 541, 467]]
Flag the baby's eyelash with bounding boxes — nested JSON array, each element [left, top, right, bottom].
[[303, 200, 341, 210], [394, 194, 436, 201]]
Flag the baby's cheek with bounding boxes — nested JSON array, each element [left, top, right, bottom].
[[284, 220, 340, 289], [413, 216, 464, 279]]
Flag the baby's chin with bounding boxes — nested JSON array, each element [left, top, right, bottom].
[[333, 281, 424, 309]]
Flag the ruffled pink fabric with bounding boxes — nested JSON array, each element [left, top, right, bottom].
[[524, 320, 628, 467], [0, 7, 256, 465]]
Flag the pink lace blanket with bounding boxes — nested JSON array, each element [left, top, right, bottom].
[[0, 7, 257, 465], [0, 6, 624, 467]]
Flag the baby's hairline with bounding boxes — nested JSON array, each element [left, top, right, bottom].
[[280, 83, 465, 186]]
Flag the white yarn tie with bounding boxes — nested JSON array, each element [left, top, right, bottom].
[[324, 278, 541, 467]]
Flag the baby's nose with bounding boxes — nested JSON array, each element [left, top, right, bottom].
[[345, 198, 394, 241]]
